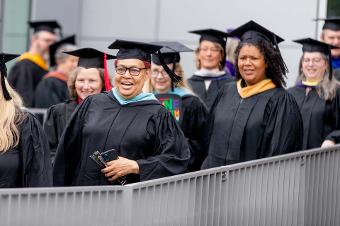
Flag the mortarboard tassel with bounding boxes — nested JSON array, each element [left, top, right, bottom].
[[156, 51, 182, 86], [0, 56, 11, 101], [103, 53, 112, 91], [273, 35, 289, 76], [328, 46, 333, 80]]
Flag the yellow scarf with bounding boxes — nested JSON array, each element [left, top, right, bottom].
[[237, 79, 276, 98], [302, 80, 319, 87], [18, 52, 48, 70]]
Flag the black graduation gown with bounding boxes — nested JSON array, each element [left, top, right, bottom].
[[334, 69, 340, 81], [34, 77, 69, 108], [201, 82, 303, 169], [0, 112, 52, 188], [178, 95, 208, 171], [187, 74, 235, 110], [8, 59, 48, 107], [53, 92, 190, 186], [287, 86, 340, 149], [44, 100, 78, 162]]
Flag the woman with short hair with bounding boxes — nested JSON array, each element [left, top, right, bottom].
[[53, 40, 190, 186]]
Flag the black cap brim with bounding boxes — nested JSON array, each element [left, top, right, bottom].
[[229, 20, 284, 45], [29, 20, 61, 34], [317, 17, 340, 31], [151, 41, 192, 65], [65, 48, 116, 68], [49, 35, 76, 66], [108, 39, 162, 62]]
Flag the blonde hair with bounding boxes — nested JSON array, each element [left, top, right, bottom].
[[226, 38, 240, 64], [195, 42, 225, 70], [144, 63, 193, 93], [68, 67, 105, 99], [0, 79, 26, 153], [296, 53, 340, 101]]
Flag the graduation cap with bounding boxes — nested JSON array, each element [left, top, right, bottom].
[[228, 20, 284, 45], [108, 39, 182, 84], [151, 41, 192, 91], [65, 48, 116, 90], [151, 41, 192, 65], [317, 17, 340, 31], [65, 48, 115, 68], [49, 35, 76, 67], [108, 39, 162, 62], [29, 20, 61, 34], [0, 53, 20, 101], [189, 29, 228, 49], [294, 37, 339, 79], [229, 20, 288, 75]]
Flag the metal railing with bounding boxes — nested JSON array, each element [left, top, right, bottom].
[[1, 145, 340, 226]]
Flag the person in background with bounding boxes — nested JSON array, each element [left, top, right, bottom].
[[0, 52, 52, 187], [8, 20, 61, 107], [319, 17, 340, 80], [201, 21, 303, 169], [288, 38, 340, 149], [224, 35, 239, 76], [34, 35, 78, 108], [53, 40, 190, 186], [44, 48, 115, 163], [188, 29, 234, 110], [144, 41, 208, 171]]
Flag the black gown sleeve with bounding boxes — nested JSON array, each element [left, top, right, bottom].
[[136, 109, 191, 181], [8, 62, 41, 107], [181, 97, 208, 171], [53, 98, 91, 186], [44, 104, 62, 162], [20, 112, 53, 187], [325, 89, 340, 143], [34, 78, 68, 108], [200, 87, 226, 169], [258, 91, 303, 157]]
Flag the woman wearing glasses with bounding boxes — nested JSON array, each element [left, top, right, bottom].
[[144, 42, 208, 171], [44, 48, 115, 163], [188, 29, 234, 110], [53, 40, 190, 186], [288, 38, 340, 149]]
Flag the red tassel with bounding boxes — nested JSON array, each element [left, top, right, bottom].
[[104, 53, 112, 91]]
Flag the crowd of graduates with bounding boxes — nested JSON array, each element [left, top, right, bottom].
[[0, 17, 340, 188]]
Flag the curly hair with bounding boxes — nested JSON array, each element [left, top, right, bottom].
[[234, 40, 288, 87]]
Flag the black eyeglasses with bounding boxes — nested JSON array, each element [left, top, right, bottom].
[[115, 66, 148, 76]]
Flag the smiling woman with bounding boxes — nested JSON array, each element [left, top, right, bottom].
[[53, 40, 190, 186], [44, 48, 115, 162], [288, 38, 340, 149], [201, 21, 303, 170]]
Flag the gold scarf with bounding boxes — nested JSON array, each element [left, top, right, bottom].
[[302, 80, 319, 87], [237, 79, 276, 98], [18, 52, 48, 70]]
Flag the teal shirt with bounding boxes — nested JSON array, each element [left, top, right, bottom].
[[112, 88, 157, 105], [156, 87, 193, 98]]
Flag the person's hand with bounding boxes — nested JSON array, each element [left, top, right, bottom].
[[321, 140, 336, 148], [101, 156, 139, 182]]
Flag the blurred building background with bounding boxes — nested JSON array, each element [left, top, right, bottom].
[[0, 0, 337, 87]]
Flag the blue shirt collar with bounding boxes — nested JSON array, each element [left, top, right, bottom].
[[112, 88, 157, 105]]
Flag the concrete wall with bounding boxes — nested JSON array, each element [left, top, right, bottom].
[[30, 0, 328, 87]]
